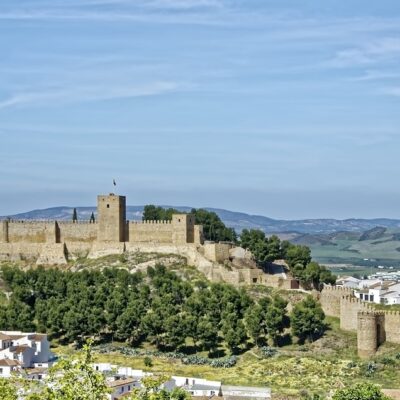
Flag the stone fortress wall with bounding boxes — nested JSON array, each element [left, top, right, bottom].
[[0, 193, 290, 288], [320, 285, 400, 358]]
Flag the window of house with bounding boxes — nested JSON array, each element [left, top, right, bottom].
[[370, 295, 374, 302], [0, 368, 3, 374], [360, 294, 363, 300], [107, 204, 110, 208], [253, 278, 257, 283]]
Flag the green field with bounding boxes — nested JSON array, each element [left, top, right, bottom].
[[295, 228, 400, 270]]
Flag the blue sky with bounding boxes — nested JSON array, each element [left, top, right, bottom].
[[1, 0, 400, 219]]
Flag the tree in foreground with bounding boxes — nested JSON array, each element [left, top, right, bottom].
[[26, 340, 110, 400], [128, 375, 190, 400], [332, 383, 390, 400], [0, 378, 17, 400], [290, 295, 326, 343]]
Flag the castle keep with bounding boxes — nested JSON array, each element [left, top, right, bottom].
[[0, 194, 203, 264]]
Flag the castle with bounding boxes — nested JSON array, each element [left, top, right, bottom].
[[320, 286, 400, 358], [0, 193, 205, 264], [0, 193, 294, 288]]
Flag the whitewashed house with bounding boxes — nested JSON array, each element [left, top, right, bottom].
[[0, 358, 22, 378], [336, 276, 361, 289], [0, 331, 54, 369], [164, 376, 221, 397], [355, 282, 400, 304], [106, 376, 139, 400]]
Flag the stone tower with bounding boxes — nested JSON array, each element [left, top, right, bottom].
[[357, 311, 385, 359], [97, 194, 126, 242], [172, 214, 195, 245]]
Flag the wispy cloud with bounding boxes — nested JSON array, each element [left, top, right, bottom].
[[328, 37, 400, 67], [0, 81, 181, 110]]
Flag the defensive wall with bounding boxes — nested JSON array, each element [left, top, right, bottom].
[[0, 193, 299, 290], [320, 285, 400, 358]]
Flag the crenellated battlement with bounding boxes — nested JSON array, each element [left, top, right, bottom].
[[322, 284, 353, 293], [129, 220, 172, 225], [57, 221, 97, 225], [358, 310, 385, 316]]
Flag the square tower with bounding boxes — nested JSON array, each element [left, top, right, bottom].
[[172, 214, 195, 245], [97, 194, 126, 242]]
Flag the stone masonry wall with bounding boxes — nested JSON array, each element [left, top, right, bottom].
[[128, 221, 174, 244], [57, 222, 98, 243], [340, 296, 371, 331], [7, 221, 55, 243], [384, 312, 400, 344], [319, 286, 353, 318]]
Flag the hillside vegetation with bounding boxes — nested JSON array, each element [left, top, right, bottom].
[[1, 257, 400, 397]]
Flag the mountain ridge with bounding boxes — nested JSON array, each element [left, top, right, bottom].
[[2, 205, 400, 234]]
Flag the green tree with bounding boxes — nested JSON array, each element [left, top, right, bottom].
[[128, 375, 190, 400], [264, 295, 288, 345], [283, 243, 311, 269], [0, 378, 17, 400], [332, 383, 390, 400], [291, 296, 326, 343], [244, 304, 264, 346], [72, 207, 78, 223], [240, 230, 283, 264], [191, 208, 237, 242], [29, 340, 110, 400]]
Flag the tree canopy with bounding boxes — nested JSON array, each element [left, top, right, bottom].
[[0, 264, 300, 352], [332, 383, 390, 400], [142, 205, 237, 242], [239, 229, 335, 288], [290, 296, 326, 343]]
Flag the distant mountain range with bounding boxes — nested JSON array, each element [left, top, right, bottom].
[[3, 205, 400, 235]]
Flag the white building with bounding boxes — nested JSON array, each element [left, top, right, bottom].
[[222, 385, 272, 400], [0, 358, 22, 378], [354, 282, 400, 305], [336, 276, 361, 289], [106, 376, 139, 400], [164, 376, 221, 397], [0, 331, 54, 369]]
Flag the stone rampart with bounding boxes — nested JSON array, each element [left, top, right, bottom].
[[7, 221, 55, 243], [320, 285, 353, 318], [0, 243, 42, 261], [384, 311, 400, 344], [57, 222, 97, 243], [128, 221, 174, 244], [340, 296, 371, 331], [204, 242, 232, 263]]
